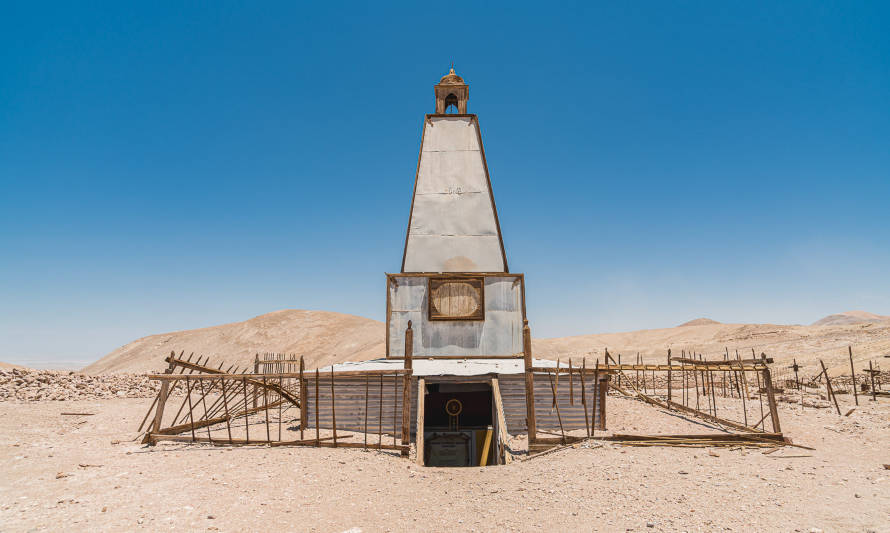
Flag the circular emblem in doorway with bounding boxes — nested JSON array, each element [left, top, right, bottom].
[[444, 398, 463, 417]]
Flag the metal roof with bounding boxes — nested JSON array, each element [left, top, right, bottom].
[[318, 358, 567, 377]]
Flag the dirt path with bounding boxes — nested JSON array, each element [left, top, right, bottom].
[[1, 398, 887, 532]]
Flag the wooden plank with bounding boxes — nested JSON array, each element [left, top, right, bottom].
[[528, 364, 766, 373], [820, 360, 842, 415], [547, 371, 566, 444], [491, 378, 511, 464], [300, 356, 306, 436], [580, 359, 590, 438], [762, 367, 782, 434], [330, 368, 337, 445], [364, 375, 370, 449], [523, 320, 536, 443], [401, 373, 411, 456], [849, 346, 858, 406], [416, 378, 425, 466], [148, 369, 410, 380]]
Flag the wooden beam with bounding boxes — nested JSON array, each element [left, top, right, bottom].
[[416, 378, 425, 466], [491, 378, 512, 464], [523, 320, 536, 444]]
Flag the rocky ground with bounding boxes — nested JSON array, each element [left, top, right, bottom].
[[0, 369, 159, 402], [1, 390, 888, 532]]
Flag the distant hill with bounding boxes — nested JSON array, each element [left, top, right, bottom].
[[84, 310, 385, 374], [0, 361, 28, 370], [812, 310, 890, 327], [85, 309, 890, 378], [678, 318, 721, 327]]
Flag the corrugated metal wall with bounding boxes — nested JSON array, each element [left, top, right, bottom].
[[304, 372, 605, 436], [389, 275, 523, 357]]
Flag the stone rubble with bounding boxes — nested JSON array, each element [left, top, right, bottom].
[[0, 368, 160, 401]]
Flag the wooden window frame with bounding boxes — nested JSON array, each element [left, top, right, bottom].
[[428, 277, 485, 321]]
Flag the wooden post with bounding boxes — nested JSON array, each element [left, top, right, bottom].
[[401, 322, 413, 457], [197, 378, 212, 442], [762, 366, 781, 434], [416, 378, 425, 466], [220, 377, 233, 444], [754, 364, 765, 430], [364, 375, 370, 449], [869, 361, 877, 402], [185, 376, 196, 442], [568, 358, 574, 405], [617, 352, 621, 387], [378, 374, 383, 450], [736, 350, 749, 427], [242, 377, 249, 443], [849, 346, 858, 406], [263, 376, 271, 443], [139, 353, 177, 433], [580, 359, 590, 438], [315, 369, 320, 446], [819, 359, 841, 415], [522, 320, 536, 443], [552, 358, 560, 408], [330, 368, 337, 445], [299, 356, 306, 438], [594, 358, 600, 433], [547, 371, 566, 444], [253, 354, 259, 408], [149, 380, 170, 443], [666, 349, 672, 404]]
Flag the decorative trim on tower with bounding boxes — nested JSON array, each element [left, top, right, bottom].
[[434, 65, 469, 114]]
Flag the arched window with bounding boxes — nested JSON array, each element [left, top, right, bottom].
[[444, 93, 459, 113]]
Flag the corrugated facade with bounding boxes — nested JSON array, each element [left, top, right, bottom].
[[303, 372, 605, 436], [387, 274, 524, 357]]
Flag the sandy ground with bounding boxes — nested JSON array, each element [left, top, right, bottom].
[[1, 395, 888, 532]]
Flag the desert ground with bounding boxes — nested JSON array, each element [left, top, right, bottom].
[[1, 392, 888, 532], [2, 309, 888, 532]]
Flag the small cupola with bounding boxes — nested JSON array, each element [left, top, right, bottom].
[[434, 65, 468, 114]]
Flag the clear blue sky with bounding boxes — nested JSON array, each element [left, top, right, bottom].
[[2, 2, 888, 367]]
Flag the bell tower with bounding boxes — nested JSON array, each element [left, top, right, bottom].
[[434, 65, 469, 114]]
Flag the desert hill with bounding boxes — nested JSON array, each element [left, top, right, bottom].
[[84, 310, 384, 375], [87, 309, 890, 379], [811, 310, 890, 326], [678, 318, 720, 327], [0, 361, 28, 370]]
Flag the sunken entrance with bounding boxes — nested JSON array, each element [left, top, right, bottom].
[[422, 381, 495, 467]]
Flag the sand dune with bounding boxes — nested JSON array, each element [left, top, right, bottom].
[[86, 309, 890, 379]]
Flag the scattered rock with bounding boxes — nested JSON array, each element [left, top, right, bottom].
[[0, 368, 161, 402]]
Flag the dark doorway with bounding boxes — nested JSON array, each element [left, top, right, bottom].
[[422, 382, 495, 467]]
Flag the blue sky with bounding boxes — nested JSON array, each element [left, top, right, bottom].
[[2, 2, 888, 367]]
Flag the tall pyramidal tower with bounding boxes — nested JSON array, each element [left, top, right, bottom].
[[387, 67, 525, 358], [401, 67, 508, 273]]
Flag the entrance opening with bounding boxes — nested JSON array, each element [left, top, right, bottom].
[[422, 382, 495, 467]]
